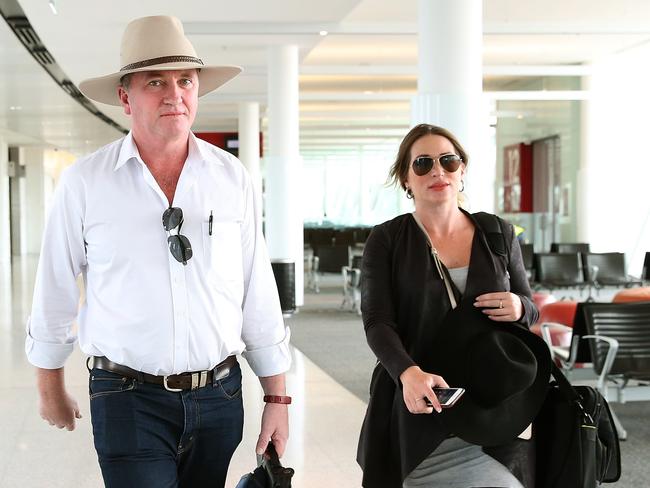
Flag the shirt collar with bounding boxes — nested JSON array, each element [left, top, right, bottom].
[[114, 132, 140, 171], [114, 131, 219, 171]]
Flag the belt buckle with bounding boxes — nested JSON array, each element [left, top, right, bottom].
[[163, 376, 183, 392], [191, 371, 209, 390]]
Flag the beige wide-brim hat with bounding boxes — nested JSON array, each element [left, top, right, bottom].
[[79, 15, 242, 106]]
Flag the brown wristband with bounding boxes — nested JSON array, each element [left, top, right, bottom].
[[263, 395, 292, 404]]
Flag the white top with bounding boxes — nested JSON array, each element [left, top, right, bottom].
[[447, 266, 469, 295], [25, 132, 291, 377]]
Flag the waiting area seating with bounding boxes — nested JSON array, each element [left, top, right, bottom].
[[582, 252, 643, 288], [533, 252, 590, 296], [531, 300, 578, 357], [549, 242, 590, 254], [537, 300, 650, 439], [303, 224, 370, 313], [526, 242, 646, 299], [304, 225, 371, 295]]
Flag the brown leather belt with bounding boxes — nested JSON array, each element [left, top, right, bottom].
[[90, 355, 237, 392]]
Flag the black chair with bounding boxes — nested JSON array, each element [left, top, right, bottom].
[[576, 301, 650, 439], [333, 229, 355, 246], [309, 228, 335, 247], [550, 242, 590, 254], [534, 253, 586, 293], [581, 252, 642, 288], [313, 244, 350, 273], [520, 243, 535, 282]]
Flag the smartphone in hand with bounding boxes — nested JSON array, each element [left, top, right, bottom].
[[424, 387, 465, 408]]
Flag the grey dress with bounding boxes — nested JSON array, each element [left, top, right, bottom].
[[403, 267, 524, 488]]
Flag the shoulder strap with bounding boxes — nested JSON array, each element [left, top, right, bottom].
[[473, 211, 511, 268], [411, 212, 459, 309]]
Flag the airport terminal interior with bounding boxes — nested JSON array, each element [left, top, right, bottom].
[[1, 0, 650, 487]]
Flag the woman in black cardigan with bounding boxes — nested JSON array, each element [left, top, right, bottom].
[[357, 124, 540, 488]]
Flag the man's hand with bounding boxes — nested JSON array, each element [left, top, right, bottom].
[[36, 367, 82, 431], [257, 373, 289, 457], [256, 402, 289, 457]]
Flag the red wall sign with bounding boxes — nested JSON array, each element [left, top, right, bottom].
[[503, 143, 533, 213]]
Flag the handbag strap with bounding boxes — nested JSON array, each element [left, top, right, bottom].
[[549, 362, 580, 402], [411, 212, 458, 310]]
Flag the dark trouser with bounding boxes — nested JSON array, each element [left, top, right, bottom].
[[89, 363, 244, 488]]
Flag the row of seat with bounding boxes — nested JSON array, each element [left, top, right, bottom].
[[520, 245, 648, 293], [304, 227, 372, 248]]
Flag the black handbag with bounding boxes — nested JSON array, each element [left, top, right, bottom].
[[235, 443, 294, 488], [535, 363, 621, 487]]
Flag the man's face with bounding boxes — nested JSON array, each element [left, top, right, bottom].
[[118, 69, 199, 141]]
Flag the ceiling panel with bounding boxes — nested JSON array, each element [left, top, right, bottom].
[[2, 0, 650, 156]]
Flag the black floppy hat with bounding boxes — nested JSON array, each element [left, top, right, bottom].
[[426, 302, 552, 446]]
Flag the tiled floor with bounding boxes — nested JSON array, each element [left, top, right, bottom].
[[0, 257, 365, 487]]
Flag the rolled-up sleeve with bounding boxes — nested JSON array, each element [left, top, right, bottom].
[[239, 173, 291, 377], [25, 168, 86, 369]]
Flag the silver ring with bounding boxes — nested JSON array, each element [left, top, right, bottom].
[[499, 299, 504, 309]]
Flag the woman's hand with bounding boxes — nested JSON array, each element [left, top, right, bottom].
[[474, 292, 523, 322], [399, 366, 449, 414]]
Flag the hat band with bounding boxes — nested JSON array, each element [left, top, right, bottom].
[[120, 55, 204, 72]]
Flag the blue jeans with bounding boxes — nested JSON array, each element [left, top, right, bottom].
[[89, 363, 244, 488]]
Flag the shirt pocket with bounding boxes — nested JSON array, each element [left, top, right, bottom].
[[202, 221, 244, 283]]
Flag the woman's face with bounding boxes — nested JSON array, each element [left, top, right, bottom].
[[405, 134, 466, 206]]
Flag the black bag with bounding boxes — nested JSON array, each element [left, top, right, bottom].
[[236, 443, 294, 488], [535, 364, 621, 487]]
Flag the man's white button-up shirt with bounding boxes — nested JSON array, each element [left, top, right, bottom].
[[25, 132, 291, 377]]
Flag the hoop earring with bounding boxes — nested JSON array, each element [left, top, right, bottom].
[[459, 180, 465, 193], [406, 188, 414, 199]]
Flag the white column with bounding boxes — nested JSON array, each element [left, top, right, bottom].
[[23, 147, 46, 255], [0, 140, 9, 263], [9, 148, 27, 256], [266, 45, 304, 306], [238, 102, 262, 206], [411, 0, 491, 211]]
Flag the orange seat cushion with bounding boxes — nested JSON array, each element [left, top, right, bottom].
[[613, 287, 650, 303], [531, 300, 578, 347], [532, 292, 557, 310]]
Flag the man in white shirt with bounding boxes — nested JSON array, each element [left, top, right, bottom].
[[25, 15, 291, 488]]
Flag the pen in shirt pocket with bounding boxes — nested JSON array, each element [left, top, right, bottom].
[[208, 211, 213, 236]]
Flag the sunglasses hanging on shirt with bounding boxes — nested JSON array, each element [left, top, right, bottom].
[[412, 154, 463, 176], [162, 207, 193, 265]]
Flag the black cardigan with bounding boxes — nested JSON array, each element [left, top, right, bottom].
[[357, 210, 539, 488]]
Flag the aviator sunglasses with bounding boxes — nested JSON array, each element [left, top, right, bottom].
[[162, 207, 193, 265], [412, 154, 463, 176]]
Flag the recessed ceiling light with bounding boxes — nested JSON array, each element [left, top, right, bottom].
[[363, 90, 374, 95], [9, 106, 22, 111], [319, 30, 328, 36], [516, 114, 524, 119]]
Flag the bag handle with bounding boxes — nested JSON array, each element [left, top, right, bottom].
[[549, 362, 595, 423], [411, 212, 458, 310]]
